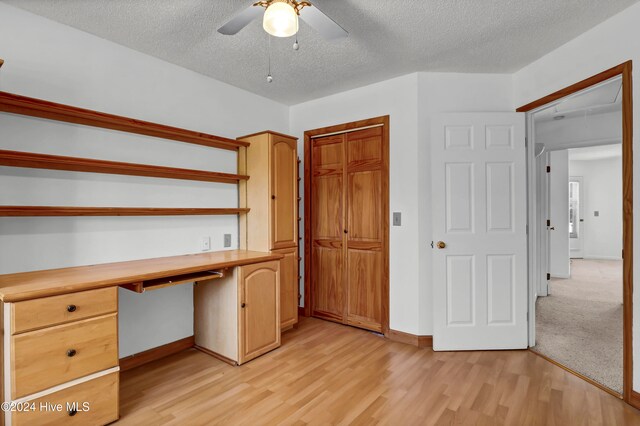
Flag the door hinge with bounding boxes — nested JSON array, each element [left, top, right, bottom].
[[547, 273, 551, 280], [525, 137, 528, 147], [527, 311, 529, 321], [546, 219, 551, 227], [546, 165, 551, 173], [526, 224, 529, 234]]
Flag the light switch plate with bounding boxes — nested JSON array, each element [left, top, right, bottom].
[[393, 212, 401, 226], [224, 234, 232, 248], [594, 211, 600, 217], [201, 236, 211, 251]]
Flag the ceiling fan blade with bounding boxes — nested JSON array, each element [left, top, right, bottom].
[[217, 5, 263, 35], [299, 4, 348, 40]]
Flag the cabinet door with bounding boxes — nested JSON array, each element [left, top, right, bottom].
[[270, 135, 298, 250], [238, 261, 280, 364], [273, 247, 298, 329]]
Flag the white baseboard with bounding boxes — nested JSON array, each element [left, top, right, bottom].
[[550, 273, 570, 279], [583, 255, 623, 261]]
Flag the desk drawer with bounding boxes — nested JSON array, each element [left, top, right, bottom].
[[12, 314, 118, 399], [12, 372, 119, 426], [11, 287, 117, 334]]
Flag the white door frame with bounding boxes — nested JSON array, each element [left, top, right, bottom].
[[519, 62, 632, 404], [524, 75, 625, 348]]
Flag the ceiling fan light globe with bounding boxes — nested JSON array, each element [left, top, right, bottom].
[[263, 1, 298, 37]]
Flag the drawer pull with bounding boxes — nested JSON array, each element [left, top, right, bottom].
[[67, 349, 77, 357], [68, 408, 78, 417], [67, 304, 77, 313]]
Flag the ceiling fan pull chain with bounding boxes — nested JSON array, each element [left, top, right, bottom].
[[267, 35, 273, 83], [293, 34, 299, 51]]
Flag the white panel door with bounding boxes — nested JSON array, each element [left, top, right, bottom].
[[569, 177, 584, 259], [432, 113, 527, 350], [548, 150, 570, 278]]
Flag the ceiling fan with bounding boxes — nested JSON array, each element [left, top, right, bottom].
[[218, 0, 348, 40]]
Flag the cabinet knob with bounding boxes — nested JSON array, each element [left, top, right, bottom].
[[67, 304, 77, 313], [241, 303, 246, 308], [68, 409, 77, 417], [67, 349, 77, 357], [271, 195, 276, 200], [344, 229, 348, 234]]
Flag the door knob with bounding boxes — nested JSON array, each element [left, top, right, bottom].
[[436, 241, 446, 249]]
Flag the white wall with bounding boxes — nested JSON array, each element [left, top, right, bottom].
[[0, 3, 289, 357], [512, 0, 640, 390], [570, 156, 623, 260], [289, 72, 513, 335], [549, 150, 570, 278]]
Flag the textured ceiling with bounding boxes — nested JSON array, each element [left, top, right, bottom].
[[3, 0, 639, 105]]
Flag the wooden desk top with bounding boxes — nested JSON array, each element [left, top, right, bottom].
[[0, 250, 283, 302]]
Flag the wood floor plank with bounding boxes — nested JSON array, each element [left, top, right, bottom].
[[117, 318, 640, 425]]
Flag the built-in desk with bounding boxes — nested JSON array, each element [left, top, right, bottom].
[[0, 250, 283, 426]]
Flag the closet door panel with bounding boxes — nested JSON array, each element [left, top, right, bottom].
[[313, 175, 342, 239], [311, 135, 345, 322], [344, 127, 384, 331], [347, 248, 383, 332], [348, 170, 382, 241], [312, 243, 344, 321]]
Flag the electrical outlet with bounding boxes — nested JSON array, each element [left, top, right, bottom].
[[224, 234, 232, 248], [201, 236, 211, 251], [393, 212, 402, 226]]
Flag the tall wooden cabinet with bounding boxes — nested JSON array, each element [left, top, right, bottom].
[[238, 131, 299, 330]]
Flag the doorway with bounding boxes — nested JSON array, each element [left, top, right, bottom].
[[518, 62, 633, 403], [303, 116, 390, 335]]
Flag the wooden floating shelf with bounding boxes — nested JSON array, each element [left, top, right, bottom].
[[0, 206, 250, 217], [0, 149, 249, 183], [0, 91, 249, 151]]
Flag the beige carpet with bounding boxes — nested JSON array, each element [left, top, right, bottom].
[[534, 259, 623, 394]]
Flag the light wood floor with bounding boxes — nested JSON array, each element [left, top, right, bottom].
[[117, 318, 640, 425]]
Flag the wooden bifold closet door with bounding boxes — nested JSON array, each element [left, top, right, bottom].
[[310, 125, 387, 333]]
